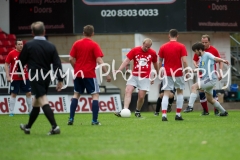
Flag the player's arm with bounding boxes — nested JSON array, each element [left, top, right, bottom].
[[217, 57, 224, 80], [117, 58, 131, 71], [217, 60, 224, 80], [193, 61, 198, 68], [193, 54, 199, 68], [214, 57, 229, 65], [182, 56, 189, 74], [214, 50, 223, 69], [96, 57, 111, 82], [158, 57, 163, 71], [96, 57, 109, 73], [69, 43, 77, 68], [218, 61, 223, 70], [4, 62, 11, 82], [69, 56, 76, 68], [151, 52, 158, 75], [153, 62, 158, 75]]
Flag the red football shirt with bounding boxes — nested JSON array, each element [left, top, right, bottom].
[[5, 49, 29, 80], [70, 38, 104, 78], [158, 41, 188, 77], [193, 45, 220, 70], [127, 46, 157, 78]]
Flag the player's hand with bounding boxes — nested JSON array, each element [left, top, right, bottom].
[[6, 76, 11, 82], [106, 75, 111, 82], [194, 64, 199, 68], [184, 74, 190, 82], [193, 68, 199, 73], [113, 70, 121, 74], [56, 81, 63, 92], [223, 60, 230, 65], [150, 80, 154, 85], [218, 75, 222, 81]]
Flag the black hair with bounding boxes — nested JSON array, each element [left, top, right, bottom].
[[192, 42, 205, 51], [15, 38, 22, 45]]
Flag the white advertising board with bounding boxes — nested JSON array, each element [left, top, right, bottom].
[[0, 94, 122, 114]]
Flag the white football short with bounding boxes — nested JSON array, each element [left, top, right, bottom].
[[198, 78, 218, 95], [126, 76, 151, 91], [162, 76, 185, 90]]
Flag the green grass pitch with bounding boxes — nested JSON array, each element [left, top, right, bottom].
[[0, 111, 240, 160]]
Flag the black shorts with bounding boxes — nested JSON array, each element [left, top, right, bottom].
[[30, 79, 50, 99], [159, 82, 176, 95]]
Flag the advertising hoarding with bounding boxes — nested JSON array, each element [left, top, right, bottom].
[[10, 0, 73, 35], [0, 94, 122, 114], [187, 0, 240, 31], [74, 0, 186, 33]]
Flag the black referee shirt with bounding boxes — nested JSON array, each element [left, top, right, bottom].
[[18, 36, 63, 81]]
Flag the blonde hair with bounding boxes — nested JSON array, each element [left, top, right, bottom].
[[143, 38, 152, 45]]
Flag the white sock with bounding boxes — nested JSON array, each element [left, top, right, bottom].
[[176, 94, 184, 116], [162, 96, 169, 117], [188, 93, 198, 108], [162, 113, 167, 117], [26, 97, 32, 113], [176, 94, 184, 109], [213, 101, 225, 113], [176, 113, 181, 116], [200, 98, 207, 103], [9, 97, 16, 114]]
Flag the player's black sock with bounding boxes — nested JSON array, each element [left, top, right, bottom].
[[92, 100, 99, 122], [70, 98, 78, 120], [26, 107, 40, 128], [168, 97, 174, 106], [42, 104, 57, 129], [135, 109, 140, 112], [156, 97, 162, 112]]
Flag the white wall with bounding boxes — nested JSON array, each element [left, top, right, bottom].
[[135, 32, 231, 102], [0, 0, 10, 33]]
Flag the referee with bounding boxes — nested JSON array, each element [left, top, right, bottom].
[[18, 21, 63, 135]]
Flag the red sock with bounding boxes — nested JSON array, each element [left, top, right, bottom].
[[162, 110, 167, 114], [176, 108, 182, 113], [201, 101, 209, 112], [162, 110, 167, 117]]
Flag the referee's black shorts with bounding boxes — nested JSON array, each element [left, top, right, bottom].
[[30, 78, 51, 99]]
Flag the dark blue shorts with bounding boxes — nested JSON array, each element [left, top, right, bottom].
[[213, 89, 217, 98], [10, 80, 31, 94], [74, 77, 100, 94]]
